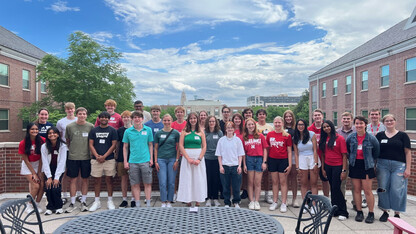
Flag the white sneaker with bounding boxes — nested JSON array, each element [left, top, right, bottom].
[[89, 201, 101, 212], [107, 200, 115, 210], [205, 199, 212, 207], [280, 203, 287, 213], [55, 208, 64, 214], [248, 201, 255, 210], [25, 204, 34, 214], [254, 201, 261, 211], [269, 202, 278, 211], [37, 207, 43, 214], [234, 203, 240, 208], [65, 203, 76, 213], [338, 215, 347, 221], [166, 203, 172, 208], [362, 199, 368, 208], [161, 203, 167, 208], [303, 204, 309, 214], [225, 205, 230, 207], [80, 202, 88, 212], [310, 206, 316, 215], [292, 199, 300, 208], [173, 193, 177, 203], [213, 199, 221, 207], [44, 209, 52, 215], [265, 193, 273, 204]]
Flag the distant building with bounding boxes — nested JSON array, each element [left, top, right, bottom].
[[308, 7, 416, 139], [0, 26, 47, 142], [247, 94, 301, 107], [182, 92, 223, 118]]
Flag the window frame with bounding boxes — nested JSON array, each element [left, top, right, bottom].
[[345, 75, 351, 93], [405, 107, 416, 131], [22, 69, 30, 90], [406, 57, 416, 83], [381, 109, 389, 118], [0, 63, 10, 87], [333, 79, 338, 96], [322, 82, 326, 98], [0, 109, 9, 131], [361, 110, 368, 118], [380, 65, 389, 87], [333, 111, 338, 127], [361, 71, 368, 91]]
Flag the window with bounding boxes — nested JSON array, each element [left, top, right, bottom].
[[323, 112, 326, 120], [41, 81, 47, 93], [333, 112, 338, 126], [22, 70, 30, 90], [346, 76, 351, 93], [381, 65, 389, 87], [0, 109, 8, 131], [333, 80, 338, 95], [381, 109, 389, 118], [311, 85, 317, 111], [361, 71, 368, 90], [215, 109, 219, 116], [0, 63, 9, 86], [322, 83, 326, 97], [406, 57, 416, 82], [361, 110, 368, 118], [406, 108, 416, 130]]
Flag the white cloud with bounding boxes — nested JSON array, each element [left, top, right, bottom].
[[88, 31, 114, 43], [47, 1, 80, 12]]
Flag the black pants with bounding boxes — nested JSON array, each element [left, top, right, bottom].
[[205, 159, 221, 199], [44, 165, 63, 210], [324, 164, 348, 217]]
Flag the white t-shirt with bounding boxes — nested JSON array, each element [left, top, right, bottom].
[[56, 117, 77, 142], [296, 131, 315, 157], [215, 135, 245, 166]]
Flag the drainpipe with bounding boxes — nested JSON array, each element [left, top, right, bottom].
[[353, 62, 356, 116], [35, 62, 39, 101]]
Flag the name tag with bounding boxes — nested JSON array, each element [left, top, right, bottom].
[[333, 142, 336, 146], [357, 144, 363, 150], [194, 136, 200, 140], [110, 117, 115, 120], [154, 128, 159, 132], [82, 132, 88, 137], [99, 139, 105, 144], [161, 135, 166, 139], [381, 139, 388, 143], [213, 135, 218, 139], [53, 150, 59, 155], [264, 129, 269, 134], [285, 129, 288, 132], [142, 131, 147, 135]]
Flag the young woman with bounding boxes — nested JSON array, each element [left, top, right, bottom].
[[319, 120, 349, 221], [154, 114, 180, 207], [242, 118, 268, 210], [18, 123, 45, 213], [177, 112, 207, 207], [171, 106, 187, 133], [204, 116, 223, 207], [232, 113, 244, 139], [36, 108, 54, 138], [293, 119, 320, 211], [215, 122, 245, 208], [199, 110, 208, 132], [242, 108, 254, 120], [376, 114, 411, 221], [283, 110, 299, 208], [41, 127, 68, 215], [266, 116, 292, 213], [346, 116, 379, 223]]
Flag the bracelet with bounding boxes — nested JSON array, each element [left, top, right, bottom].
[[315, 163, 318, 166], [263, 161, 267, 164], [341, 170, 347, 173]]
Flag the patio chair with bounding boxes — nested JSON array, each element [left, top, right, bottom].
[[388, 217, 416, 234], [295, 191, 338, 234], [0, 195, 44, 234]]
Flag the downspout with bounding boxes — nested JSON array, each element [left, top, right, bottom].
[[353, 62, 356, 116], [35, 61, 39, 101]]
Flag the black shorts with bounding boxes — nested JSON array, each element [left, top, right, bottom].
[[349, 159, 376, 179], [268, 158, 288, 173], [66, 160, 91, 179]]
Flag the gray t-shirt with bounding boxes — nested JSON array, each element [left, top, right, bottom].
[[154, 129, 180, 159], [56, 117, 77, 142], [366, 122, 386, 136], [204, 130, 223, 160], [65, 122, 94, 160]]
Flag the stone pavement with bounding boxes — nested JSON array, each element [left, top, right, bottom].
[[1, 192, 415, 233]]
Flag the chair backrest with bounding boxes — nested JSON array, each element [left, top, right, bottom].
[[0, 195, 44, 234], [295, 191, 337, 234]]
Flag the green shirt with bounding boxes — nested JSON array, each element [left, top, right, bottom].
[[65, 122, 94, 160], [122, 125, 153, 163], [154, 129, 180, 159]]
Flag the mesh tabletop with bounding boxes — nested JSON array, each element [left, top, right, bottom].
[[53, 207, 284, 234]]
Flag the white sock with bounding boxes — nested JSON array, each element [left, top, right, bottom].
[[71, 197, 76, 204], [108, 197, 113, 202], [131, 197, 135, 201], [81, 195, 87, 203], [123, 197, 127, 201], [95, 197, 100, 202]]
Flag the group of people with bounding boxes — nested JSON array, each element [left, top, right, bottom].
[[19, 99, 411, 224]]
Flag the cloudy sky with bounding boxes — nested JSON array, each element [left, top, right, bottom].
[[2, 0, 415, 105]]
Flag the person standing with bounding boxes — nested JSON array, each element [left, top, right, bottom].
[[171, 106, 187, 133], [199, 110, 208, 132], [65, 107, 93, 213], [219, 105, 231, 133], [36, 108, 54, 138], [376, 114, 411, 221], [95, 99, 123, 129], [144, 105, 164, 136], [367, 109, 386, 136], [134, 100, 152, 123], [242, 108, 254, 120], [283, 110, 299, 208], [123, 111, 154, 207]]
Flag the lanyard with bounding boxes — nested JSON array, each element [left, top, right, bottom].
[[370, 123, 380, 136]]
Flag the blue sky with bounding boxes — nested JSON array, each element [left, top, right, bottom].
[[2, 0, 415, 106]]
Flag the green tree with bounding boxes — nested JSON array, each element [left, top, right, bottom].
[[292, 89, 309, 124], [36, 31, 135, 114]]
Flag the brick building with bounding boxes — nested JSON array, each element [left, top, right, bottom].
[[247, 94, 301, 107], [0, 26, 47, 142], [309, 8, 416, 139]]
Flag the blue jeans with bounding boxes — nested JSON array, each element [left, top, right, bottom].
[[376, 159, 407, 212], [220, 165, 242, 206], [157, 158, 177, 202]]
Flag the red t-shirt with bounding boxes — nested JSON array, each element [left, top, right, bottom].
[[243, 134, 268, 156], [18, 137, 45, 162], [95, 112, 123, 129], [171, 121, 187, 133], [356, 135, 365, 160], [308, 123, 321, 142], [266, 131, 292, 159], [234, 129, 243, 139], [321, 134, 347, 166]]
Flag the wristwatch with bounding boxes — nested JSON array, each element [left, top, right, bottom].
[[341, 169, 347, 173]]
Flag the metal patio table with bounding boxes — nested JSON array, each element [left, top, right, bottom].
[[53, 207, 284, 233]]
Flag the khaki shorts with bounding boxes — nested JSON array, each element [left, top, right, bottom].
[[91, 159, 116, 177], [117, 162, 128, 176], [129, 162, 153, 185]]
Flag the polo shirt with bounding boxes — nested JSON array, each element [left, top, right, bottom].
[[122, 125, 153, 163]]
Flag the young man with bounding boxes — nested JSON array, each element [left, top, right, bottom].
[[88, 112, 118, 211], [171, 106, 186, 133], [367, 109, 386, 136], [134, 100, 151, 123], [56, 102, 78, 205], [308, 109, 330, 197], [123, 111, 154, 207], [65, 107, 94, 213], [116, 111, 135, 208], [95, 99, 123, 129], [219, 105, 231, 133], [144, 105, 164, 137]]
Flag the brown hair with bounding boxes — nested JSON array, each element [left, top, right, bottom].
[[205, 116, 220, 133], [184, 112, 200, 133], [120, 110, 132, 118], [232, 113, 244, 133], [243, 118, 259, 141], [104, 99, 117, 108], [283, 110, 296, 129]]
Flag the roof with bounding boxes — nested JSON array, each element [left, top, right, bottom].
[[0, 26, 47, 60], [311, 15, 416, 77]]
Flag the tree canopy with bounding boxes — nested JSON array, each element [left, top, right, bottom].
[[292, 89, 309, 124]]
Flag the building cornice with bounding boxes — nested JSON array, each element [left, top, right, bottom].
[[0, 46, 43, 66]]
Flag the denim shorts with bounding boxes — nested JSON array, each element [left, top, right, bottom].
[[246, 155, 263, 172]]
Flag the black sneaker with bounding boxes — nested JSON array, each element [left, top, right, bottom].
[[355, 211, 364, 222], [119, 200, 128, 208], [240, 190, 248, 199], [394, 214, 400, 218], [379, 211, 389, 222], [365, 212, 375, 223], [131, 201, 136, 208], [62, 198, 68, 205]]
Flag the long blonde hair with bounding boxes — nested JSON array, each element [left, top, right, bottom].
[[283, 110, 296, 129], [274, 116, 289, 137]]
